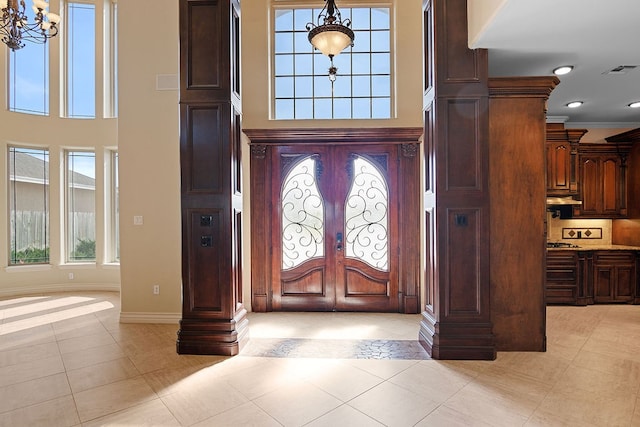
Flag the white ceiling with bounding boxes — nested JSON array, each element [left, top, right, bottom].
[[471, 0, 640, 128]]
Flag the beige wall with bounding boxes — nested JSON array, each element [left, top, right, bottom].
[[117, 0, 182, 320]]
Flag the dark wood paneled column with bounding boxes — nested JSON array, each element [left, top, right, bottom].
[[488, 77, 559, 351], [420, 0, 495, 359], [177, 0, 247, 356]]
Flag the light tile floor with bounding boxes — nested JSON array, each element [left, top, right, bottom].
[[0, 291, 639, 426]]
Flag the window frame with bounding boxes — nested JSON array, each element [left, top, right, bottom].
[[8, 41, 50, 116], [6, 0, 117, 119], [105, 149, 119, 263], [63, 0, 97, 119], [7, 145, 51, 265], [271, 2, 394, 120], [64, 149, 97, 263], [103, 0, 118, 118]]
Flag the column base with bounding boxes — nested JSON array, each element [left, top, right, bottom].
[[177, 309, 249, 356], [419, 311, 496, 360]]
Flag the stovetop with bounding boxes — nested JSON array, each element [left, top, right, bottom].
[[547, 242, 581, 248]]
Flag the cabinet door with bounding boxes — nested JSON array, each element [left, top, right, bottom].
[[546, 142, 572, 194], [593, 251, 636, 303], [593, 265, 615, 303], [580, 156, 601, 215], [578, 154, 623, 217], [601, 157, 620, 216], [615, 265, 635, 301]]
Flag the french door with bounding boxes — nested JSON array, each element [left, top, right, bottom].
[[271, 144, 400, 312]]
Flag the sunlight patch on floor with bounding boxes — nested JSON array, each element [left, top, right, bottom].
[[0, 301, 114, 335]]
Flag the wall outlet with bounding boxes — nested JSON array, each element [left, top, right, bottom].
[[68, 272, 74, 280], [153, 285, 160, 295]]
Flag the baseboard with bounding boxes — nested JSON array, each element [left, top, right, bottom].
[[0, 283, 121, 298], [120, 311, 181, 324]]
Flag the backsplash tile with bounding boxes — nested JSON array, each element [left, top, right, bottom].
[[562, 228, 603, 239], [547, 214, 612, 245]]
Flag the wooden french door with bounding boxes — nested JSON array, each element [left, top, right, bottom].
[[271, 144, 400, 312]]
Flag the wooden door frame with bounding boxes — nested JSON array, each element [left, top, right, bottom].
[[245, 127, 423, 314]]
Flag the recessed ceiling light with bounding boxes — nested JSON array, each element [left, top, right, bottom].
[[553, 66, 574, 76], [628, 101, 640, 108], [566, 101, 583, 108]]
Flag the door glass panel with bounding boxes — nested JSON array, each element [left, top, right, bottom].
[[281, 156, 324, 269], [345, 156, 388, 270]]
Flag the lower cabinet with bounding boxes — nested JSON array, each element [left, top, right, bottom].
[[546, 250, 639, 305], [546, 251, 580, 304], [593, 251, 636, 303]]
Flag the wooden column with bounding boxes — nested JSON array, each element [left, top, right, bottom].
[[420, 0, 495, 359], [488, 77, 559, 351], [177, 0, 247, 356]]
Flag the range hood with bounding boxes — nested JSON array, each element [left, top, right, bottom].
[[546, 196, 582, 206]]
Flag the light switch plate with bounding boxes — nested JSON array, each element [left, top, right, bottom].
[[133, 215, 143, 226]]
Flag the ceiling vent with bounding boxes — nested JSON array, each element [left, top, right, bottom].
[[602, 65, 637, 75]]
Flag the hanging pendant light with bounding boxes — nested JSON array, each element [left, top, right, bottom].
[[0, 0, 60, 51], [306, 0, 354, 83]]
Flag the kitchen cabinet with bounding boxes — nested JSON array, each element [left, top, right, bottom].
[[546, 250, 580, 304], [546, 124, 587, 196], [574, 143, 632, 218], [546, 249, 639, 305], [606, 128, 640, 219], [593, 251, 636, 303]]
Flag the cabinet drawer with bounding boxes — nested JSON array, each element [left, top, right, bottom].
[[593, 251, 635, 265], [547, 268, 577, 281], [546, 251, 579, 304], [547, 285, 578, 303], [546, 251, 578, 281]]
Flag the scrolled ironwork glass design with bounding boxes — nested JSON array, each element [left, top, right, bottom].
[[345, 156, 388, 270], [281, 157, 325, 269]]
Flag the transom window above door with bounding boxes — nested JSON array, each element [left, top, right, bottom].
[[272, 6, 392, 120]]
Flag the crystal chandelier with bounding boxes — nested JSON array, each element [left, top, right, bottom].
[[0, 0, 60, 51], [306, 0, 354, 82]]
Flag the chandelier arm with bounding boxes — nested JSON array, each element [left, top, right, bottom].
[[1, 0, 61, 50]]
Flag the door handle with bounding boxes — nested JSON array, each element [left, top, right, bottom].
[[336, 232, 343, 251]]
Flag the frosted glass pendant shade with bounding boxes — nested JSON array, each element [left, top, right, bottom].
[[308, 24, 354, 57]]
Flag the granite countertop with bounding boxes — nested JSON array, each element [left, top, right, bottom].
[[547, 244, 640, 251]]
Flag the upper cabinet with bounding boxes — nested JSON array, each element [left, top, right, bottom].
[[606, 128, 640, 219], [546, 124, 587, 196], [574, 142, 632, 218]]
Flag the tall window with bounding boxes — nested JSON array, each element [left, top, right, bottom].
[[66, 2, 96, 118], [66, 151, 96, 262], [8, 147, 50, 264], [273, 7, 391, 120], [6, 1, 116, 118], [8, 41, 49, 115]]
